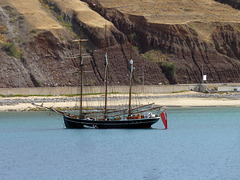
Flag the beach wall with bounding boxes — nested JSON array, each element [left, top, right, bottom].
[[1, 83, 240, 96], [0, 85, 197, 96], [218, 86, 240, 92]]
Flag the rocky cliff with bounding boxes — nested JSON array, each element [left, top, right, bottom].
[[0, 0, 240, 88], [215, 0, 240, 10], [83, 0, 240, 84]]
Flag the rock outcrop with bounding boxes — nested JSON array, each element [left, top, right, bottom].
[[215, 0, 240, 10]]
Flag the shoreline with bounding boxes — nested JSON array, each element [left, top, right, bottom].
[[1, 91, 240, 112]]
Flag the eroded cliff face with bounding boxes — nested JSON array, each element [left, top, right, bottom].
[[0, 0, 77, 88], [134, 22, 240, 83], [82, 0, 240, 84], [0, 0, 240, 88], [0, 0, 166, 88]]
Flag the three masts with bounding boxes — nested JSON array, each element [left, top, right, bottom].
[[61, 31, 167, 129], [77, 29, 138, 120]]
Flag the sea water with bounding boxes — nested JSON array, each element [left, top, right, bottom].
[[0, 107, 240, 180]]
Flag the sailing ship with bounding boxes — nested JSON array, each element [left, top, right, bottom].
[[53, 30, 167, 129]]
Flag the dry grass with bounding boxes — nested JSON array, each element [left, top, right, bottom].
[[52, 0, 113, 28], [96, 0, 240, 42], [3, 0, 114, 39], [3, 0, 71, 41], [5, 0, 63, 29], [97, 0, 240, 24], [2, 0, 240, 43]]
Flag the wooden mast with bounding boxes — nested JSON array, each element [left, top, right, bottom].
[[72, 38, 88, 118], [128, 33, 133, 116], [104, 23, 108, 119], [79, 41, 83, 118]]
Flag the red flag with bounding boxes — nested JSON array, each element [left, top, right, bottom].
[[160, 110, 167, 129]]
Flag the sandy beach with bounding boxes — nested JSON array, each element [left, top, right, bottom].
[[1, 91, 240, 112]]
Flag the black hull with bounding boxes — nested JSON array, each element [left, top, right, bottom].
[[64, 115, 160, 129]]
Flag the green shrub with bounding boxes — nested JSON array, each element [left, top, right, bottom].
[[2, 42, 21, 59], [142, 50, 176, 76], [141, 50, 177, 84], [141, 50, 174, 63], [160, 62, 176, 76], [136, 78, 141, 84], [159, 62, 177, 84], [30, 29, 38, 34]]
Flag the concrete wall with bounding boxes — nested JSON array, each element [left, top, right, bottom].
[[0, 85, 196, 96], [218, 87, 240, 92]]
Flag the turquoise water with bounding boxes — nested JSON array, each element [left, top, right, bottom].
[[0, 107, 240, 180]]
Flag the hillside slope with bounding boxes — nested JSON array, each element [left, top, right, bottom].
[[83, 0, 240, 83], [0, 0, 240, 88]]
